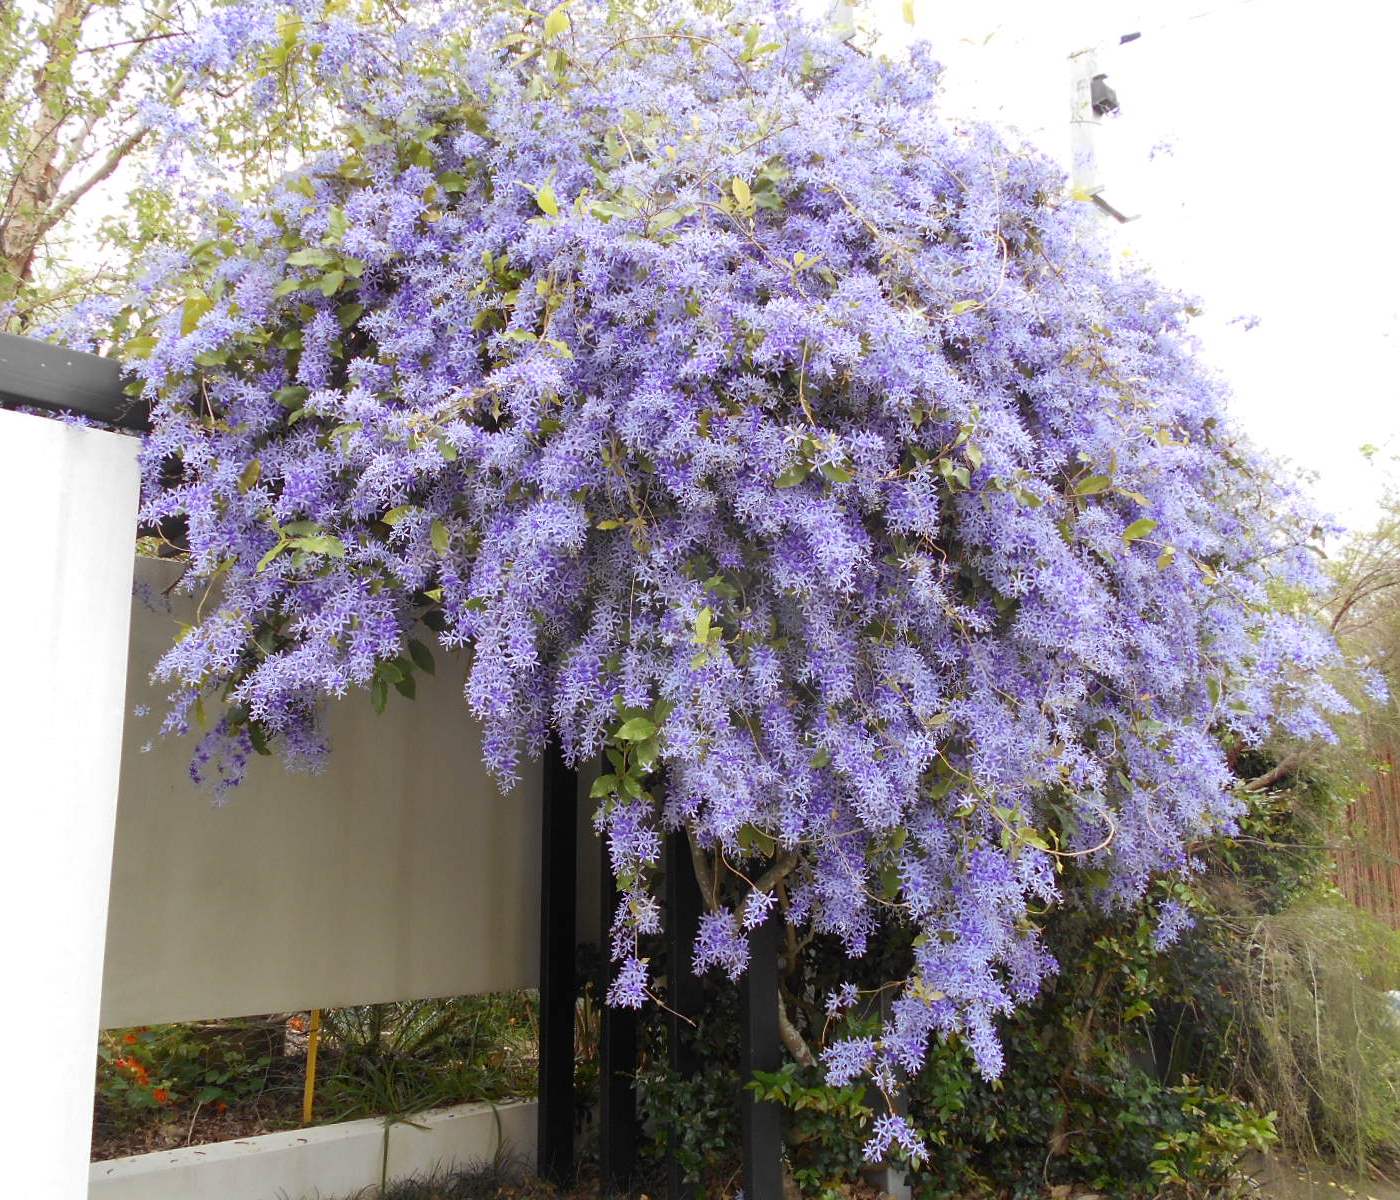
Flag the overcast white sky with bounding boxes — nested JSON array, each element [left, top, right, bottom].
[[809, 0, 1400, 535]]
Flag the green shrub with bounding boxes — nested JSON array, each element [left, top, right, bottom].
[[316, 992, 538, 1122]]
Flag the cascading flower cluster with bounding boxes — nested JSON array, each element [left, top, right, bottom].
[[121, 0, 1350, 1151]]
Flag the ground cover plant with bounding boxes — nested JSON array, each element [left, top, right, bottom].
[[83, 0, 1377, 1167]]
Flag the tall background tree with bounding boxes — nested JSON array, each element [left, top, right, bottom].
[[0, 0, 342, 331]]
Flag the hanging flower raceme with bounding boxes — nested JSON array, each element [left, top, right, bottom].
[[118, 0, 1351, 1152]]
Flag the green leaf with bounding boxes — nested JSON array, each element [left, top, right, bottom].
[[439, 171, 469, 193], [731, 176, 752, 209], [274, 385, 308, 409], [338, 302, 365, 329], [318, 270, 346, 297], [950, 299, 978, 316], [738, 823, 776, 857], [257, 540, 289, 572], [370, 678, 388, 714], [634, 738, 660, 771], [536, 184, 560, 217], [693, 606, 713, 646], [647, 209, 685, 236], [382, 505, 415, 527], [543, 4, 569, 38], [818, 461, 854, 484], [393, 673, 417, 699], [1123, 517, 1158, 545], [1157, 545, 1177, 570], [181, 295, 213, 336], [287, 534, 347, 558], [286, 248, 333, 267], [325, 207, 348, 245], [1073, 474, 1113, 496], [615, 716, 656, 742], [238, 460, 262, 493], [775, 462, 810, 488], [407, 638, 436, 675], [589, 199, 635, 222], [431, 519, 450, 555], [590, 773, 619, 798]]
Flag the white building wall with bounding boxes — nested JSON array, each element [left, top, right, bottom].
[[0, 411, 141, 1200]]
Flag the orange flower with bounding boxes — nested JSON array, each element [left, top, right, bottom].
[[122, 1033, 137, 1045], [216, 1101, 229, 1113], [153, 1089, 170, 1104]]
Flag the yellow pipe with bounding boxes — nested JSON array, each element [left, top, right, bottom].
[[302, 1009, 321, 1126]]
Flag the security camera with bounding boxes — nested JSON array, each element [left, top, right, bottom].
[[1091, 74, 1120, 117]]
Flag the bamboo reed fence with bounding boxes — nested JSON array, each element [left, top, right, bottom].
[[1336, 740, 1400, 928]]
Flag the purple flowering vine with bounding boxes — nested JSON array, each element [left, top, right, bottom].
[[110, 0, 1354, 1155]]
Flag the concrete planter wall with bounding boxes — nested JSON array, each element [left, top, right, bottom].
[[88, 1099, 537, 1200]]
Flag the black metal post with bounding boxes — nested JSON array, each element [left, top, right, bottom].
[[665, 828, 703, 1200], [537, 739, 577, 1184], [599, 834, 638, 1195], [741, 910, 784, 1200]]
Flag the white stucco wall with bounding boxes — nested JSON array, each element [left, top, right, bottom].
[[101, 556, 545, 1029], [0, 411, 141, 1200]]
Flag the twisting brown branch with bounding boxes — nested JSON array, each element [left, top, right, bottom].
[[687, 824, 720, 912], [777, 993, 815, 1066], [1243, 750, 1309, 794]]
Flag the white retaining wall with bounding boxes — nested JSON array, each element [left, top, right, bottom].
[[0, 412, 142, 1200], [88, 1099, 537, 1200]]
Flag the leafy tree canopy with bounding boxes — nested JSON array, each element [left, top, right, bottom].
[[2, 0, 359, 329]]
